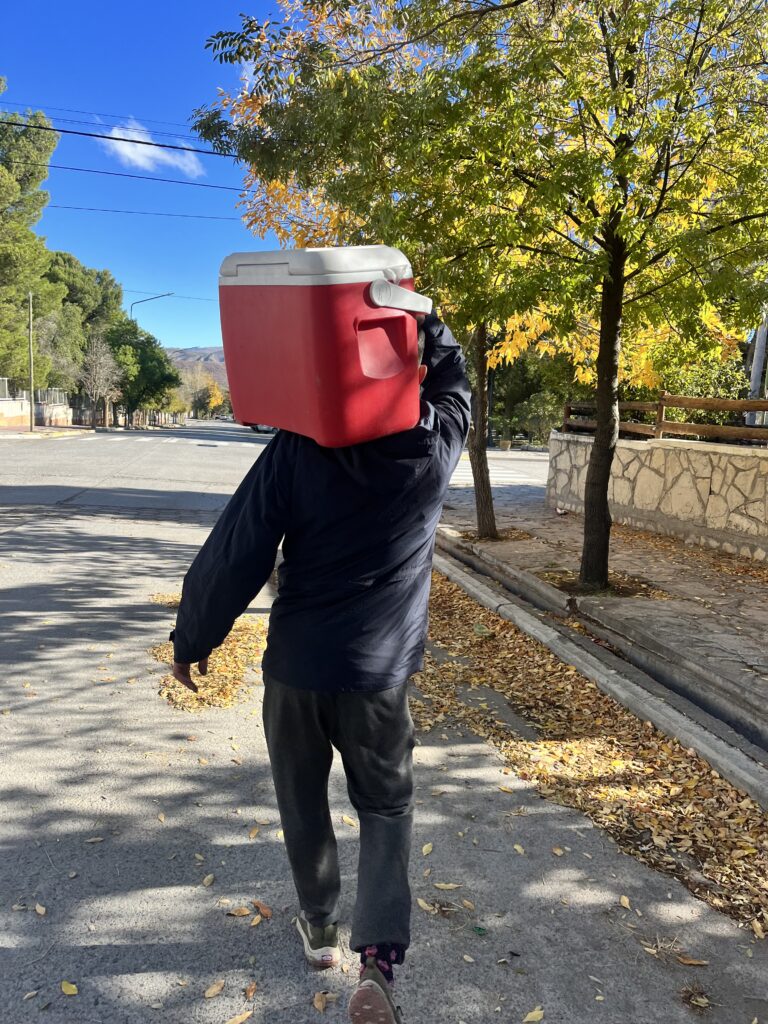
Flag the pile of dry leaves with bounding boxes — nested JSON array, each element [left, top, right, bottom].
[[150, 594, 267, 711], [414, 572, 768, 939]]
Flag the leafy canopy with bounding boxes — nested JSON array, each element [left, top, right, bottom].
[[196, 0, 768, 378]]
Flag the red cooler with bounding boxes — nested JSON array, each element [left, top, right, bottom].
[[219, 245, 432, 447]]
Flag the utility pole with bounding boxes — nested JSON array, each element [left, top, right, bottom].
[[28, 292, 34, 433]]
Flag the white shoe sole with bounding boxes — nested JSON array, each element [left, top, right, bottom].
[[295, 916, 341, 969], [348, 980, 398, 1024]]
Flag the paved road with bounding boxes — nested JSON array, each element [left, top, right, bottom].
[[0, 422, 550, 516], [1, 424, 764, 1024]]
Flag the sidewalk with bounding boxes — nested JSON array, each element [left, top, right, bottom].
[[1, 503, 765, 1023], [438, 488, 768, 758], [2, 477, 767, 1023], [0, 425, 90, 440]]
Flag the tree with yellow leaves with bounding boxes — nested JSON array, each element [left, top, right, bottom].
[[196, 0, 768, 587]]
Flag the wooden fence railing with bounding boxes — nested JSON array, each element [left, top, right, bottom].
[[563, 392, 768, 443]]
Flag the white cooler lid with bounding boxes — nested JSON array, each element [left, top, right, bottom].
[[219, 245, 412, 287]]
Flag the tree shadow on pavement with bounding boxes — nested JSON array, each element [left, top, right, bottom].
[[1, 509, 766, 1023], [1, 720, 766, 1023]]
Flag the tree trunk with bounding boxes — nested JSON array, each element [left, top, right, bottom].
[[468, 323, 499, 540], [579, 234, 626, 590]]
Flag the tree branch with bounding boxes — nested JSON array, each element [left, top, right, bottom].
[[626, 209, 768, 284]]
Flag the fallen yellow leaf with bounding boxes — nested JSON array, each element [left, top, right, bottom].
[[194, 853, 204, 862], [204, 979, 225, 998], [514, 844, 525, 855], [250, 913, 263, 927], [157, 812, 165, 823], [523, 1008, 544, 1022], [498, 786, 516, 794], [35, 903, 46, 916], [60, 981, 78, 996], [434, 882, 461, 891], [417, 898, 435, 913], [202, 874, 215, 887], [244, 980, 258, 998], [225, 1013, 253, 1024], [462, 899, 476, 911], [342, 815, 359, 829], [249, 827, 260, 839], [313, 991, 328, 1012], [463, 954, 475, 962], [677, 956, 709, 967], [620, 895, 631, 910], [422, 842, 433, 857], [751, 918, 765, 939], [552, 847, 564, 857], [227, 907, 252, 917]]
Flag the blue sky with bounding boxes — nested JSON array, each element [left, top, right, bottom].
[[2, 1, 277, 349]]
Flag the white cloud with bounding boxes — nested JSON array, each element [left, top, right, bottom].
[[100, 117, 205, 178]]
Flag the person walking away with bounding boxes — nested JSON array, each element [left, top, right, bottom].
[[170, 313, 471, 1024]]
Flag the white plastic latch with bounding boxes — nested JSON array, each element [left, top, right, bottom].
[[368, 279, 433, 315]]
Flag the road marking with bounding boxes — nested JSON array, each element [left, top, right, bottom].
[[450, 463, 543, 487]]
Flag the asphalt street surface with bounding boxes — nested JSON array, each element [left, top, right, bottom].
[[0, 423, 764, 1024]]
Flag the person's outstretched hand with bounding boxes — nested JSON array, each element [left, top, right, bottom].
[[172, 658, 209, 693]]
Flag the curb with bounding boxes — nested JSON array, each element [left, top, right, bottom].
[[433, 550, 768, 809], [436, 527, 570, 615], [436, 528, 768, 752], [0, 429, 83, 440]]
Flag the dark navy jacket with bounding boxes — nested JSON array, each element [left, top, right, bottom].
[[172, 314, 471, 693]]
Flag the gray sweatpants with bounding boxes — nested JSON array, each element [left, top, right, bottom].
[[262, 675, 415, 951]]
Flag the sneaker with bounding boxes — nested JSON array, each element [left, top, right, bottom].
[[295, 911, 341, 969], [348, 956, 404, 1024]]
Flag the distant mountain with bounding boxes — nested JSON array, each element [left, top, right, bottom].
[[165, 346, 229, 388]]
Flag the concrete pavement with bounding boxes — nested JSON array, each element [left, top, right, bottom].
[[1, 424, 765, 1023]]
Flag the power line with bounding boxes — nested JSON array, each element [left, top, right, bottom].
[[38, 115, 200, 143], [49, 204, 240, 222], [0, 119, 235, 158], [18, 160, 242, 192], [0, 99, 192, 130]]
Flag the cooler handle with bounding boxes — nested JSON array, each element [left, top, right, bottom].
[[368, 279, 433, 315]]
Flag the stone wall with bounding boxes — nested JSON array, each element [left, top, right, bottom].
[[547, 431, 768, 561]]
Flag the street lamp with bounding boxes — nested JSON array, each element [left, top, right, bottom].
[[130, 292, 174, 319]]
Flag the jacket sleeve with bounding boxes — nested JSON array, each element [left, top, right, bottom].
[[420, 313, 472, 446], [171, 434, 291, 663]]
